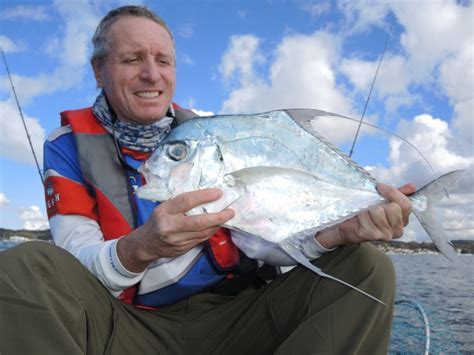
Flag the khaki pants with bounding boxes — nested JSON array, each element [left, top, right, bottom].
[[0, 241, 395, 355]]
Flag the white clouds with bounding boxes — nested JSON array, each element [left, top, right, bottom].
[[373, 114, 472, 186], [218, 31, 362, 144], [0, 5, 50, 21], [438, 41, 474, 104], [341, 55, 411, 98], [0, 193, 9, 207], [185, 97, 214, 117], [177, 23, 194, 39], [192, 109, 215, 117], [397, 114, 472, 174], [0, 35, 23, 53], [337, 0, 390, 35], [0, 1, 100, 167], [0, 100, 45, 165], [53, 1, 99, 68], [179, 53, 195, 66], [451, 99, 474, 146], [219, 35, 265, 83], [369, 114, 474, 241], [219, 31, 348, 113], [0, 2, 100, 105], [392, 1, 473, 110], [299, 1, 331, 17], [20, 205, 49, 231], [393, 1, 472, 82], [337, 1, 473, 116], [236, 10, 247, 19]]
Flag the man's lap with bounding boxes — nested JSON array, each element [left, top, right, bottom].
[[0, 241, 395, 354]]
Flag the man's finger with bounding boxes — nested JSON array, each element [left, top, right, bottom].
[[180, 209, 235, 232], [377, 183, 412, 225], [171, 227, 222, 246], [384, 202, 404, 236], [398, 183, 417, 196], [367, 205, 393, 240], [165, 189, 223, 214]]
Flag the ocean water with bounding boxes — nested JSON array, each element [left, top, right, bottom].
[[1, 241, 472, 352], [390, 254, 474, 353]]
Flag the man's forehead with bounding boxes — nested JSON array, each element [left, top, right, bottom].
[[108, 18, 174, 51], [108, 16, 173, 42]]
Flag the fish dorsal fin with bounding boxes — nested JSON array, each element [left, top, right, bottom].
[[285, 108, 438, 181], [279, 239, 386, 305], [284, 109, 378, 185]]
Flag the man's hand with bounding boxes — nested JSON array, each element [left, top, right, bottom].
[[316, 183, 416, 249], [117, 188, 235, 273]]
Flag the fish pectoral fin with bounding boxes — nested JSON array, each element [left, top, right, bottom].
[[279, 240, 386, 306], [227, 166, 315, 187], [135, 185, 167, 202], [195, 187, 244, 214]]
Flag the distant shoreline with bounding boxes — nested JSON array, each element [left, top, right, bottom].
[[1, 228, 473, 255]]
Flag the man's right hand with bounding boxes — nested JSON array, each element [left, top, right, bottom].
[[117, 188, 235, 273]]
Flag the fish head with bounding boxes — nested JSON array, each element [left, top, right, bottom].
[[136, 137, 225, 202]]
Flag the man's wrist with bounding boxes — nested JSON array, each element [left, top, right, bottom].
[[116, 234, 155, 273]]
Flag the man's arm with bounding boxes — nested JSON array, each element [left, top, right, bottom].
[[49, 214, 144, 294]]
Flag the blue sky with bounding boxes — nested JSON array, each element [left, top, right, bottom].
[[0, 0, 473, 241]]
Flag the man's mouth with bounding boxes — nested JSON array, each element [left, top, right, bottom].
[[136, 91, 161, 98]]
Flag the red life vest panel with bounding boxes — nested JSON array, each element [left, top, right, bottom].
[[59, 106, 240, 303]]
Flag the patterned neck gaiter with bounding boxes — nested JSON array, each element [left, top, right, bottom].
[[92, 90, 174, 152]]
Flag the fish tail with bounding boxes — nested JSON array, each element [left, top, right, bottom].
[[280, 240, 386, 305], [410, 169, 465, 262]]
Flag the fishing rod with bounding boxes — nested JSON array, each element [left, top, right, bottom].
[[1, 49, 44, 184], [349, 23, 393, 158]]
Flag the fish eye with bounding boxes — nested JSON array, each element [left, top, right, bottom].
[[167, 143, 188, 161]]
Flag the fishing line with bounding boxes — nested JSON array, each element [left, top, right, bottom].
[[1, 50, 44, 184], [349, 22, 393, 158]]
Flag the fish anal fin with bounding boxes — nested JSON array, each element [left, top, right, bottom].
[[279, 239, 386, 305]]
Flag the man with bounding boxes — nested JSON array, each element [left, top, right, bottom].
[[0, 5, 415, 354]]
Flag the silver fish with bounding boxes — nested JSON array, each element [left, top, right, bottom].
[[136, 109, 464, 304]]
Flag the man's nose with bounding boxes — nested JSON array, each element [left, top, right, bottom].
[[139, 58, 162, 83]]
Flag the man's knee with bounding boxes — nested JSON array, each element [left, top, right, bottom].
[[1, 241, 79, 279], [350, 243, 396, 299]]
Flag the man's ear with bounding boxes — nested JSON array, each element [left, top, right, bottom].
[[92, 63, 104, 88]]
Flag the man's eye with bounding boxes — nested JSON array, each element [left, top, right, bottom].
[[124, 58, 139, 63], [167, 143, 188, 161], [157, 57, 172, 66]]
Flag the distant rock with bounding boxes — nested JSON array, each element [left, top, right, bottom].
[[0, 228, 52, 241], [1, 228, 473, 255], [372, 240, 474, 255]]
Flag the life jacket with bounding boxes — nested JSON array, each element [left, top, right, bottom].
[[59, 105, 240, 304]]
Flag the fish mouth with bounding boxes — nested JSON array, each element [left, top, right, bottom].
[[135, 177, 171, 201], [136, 163, 172, 201]]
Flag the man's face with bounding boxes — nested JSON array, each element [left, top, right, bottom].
[[93, 16, 176, 125]]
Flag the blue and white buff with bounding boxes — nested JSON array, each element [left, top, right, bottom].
[[92, 90, 174, 153]]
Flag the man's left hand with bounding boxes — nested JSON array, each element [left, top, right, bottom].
[[315, 183, 416, 249]]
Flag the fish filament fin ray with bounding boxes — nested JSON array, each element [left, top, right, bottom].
[[279, 239, 386, 305], [284, 109, 378, 185]]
